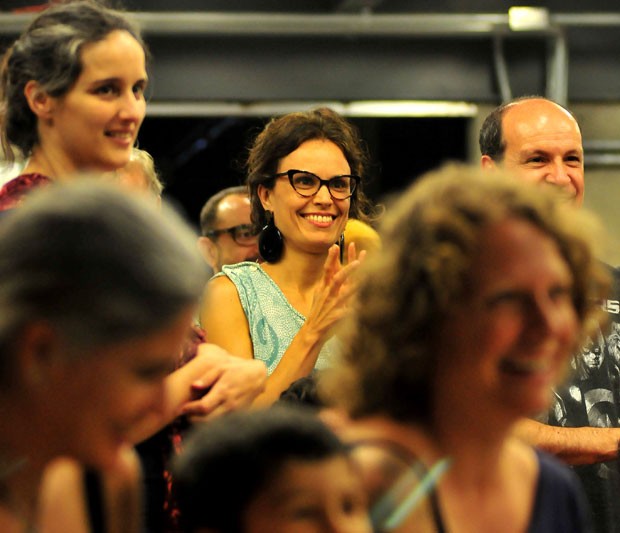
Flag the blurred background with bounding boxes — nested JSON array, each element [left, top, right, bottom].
[[2, 1, 620, 261]]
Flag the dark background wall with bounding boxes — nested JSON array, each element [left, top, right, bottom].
[[2, 1, 620, 226], [137, 116, 467, 226]]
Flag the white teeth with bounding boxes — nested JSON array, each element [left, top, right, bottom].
[[304, 214, 333, 223], [107, 132, 132, 139]]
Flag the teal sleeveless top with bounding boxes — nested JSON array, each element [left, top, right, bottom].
[[216, 262, 337, 375]]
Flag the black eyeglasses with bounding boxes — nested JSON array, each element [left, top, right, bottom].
[[204, 224, 259, 246], [273, 169, 360, 200]]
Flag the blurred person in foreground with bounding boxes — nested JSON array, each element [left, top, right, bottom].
[[322, 164, 608, 533], [173, 407, 372, 533], [0, 181, 207, 532]]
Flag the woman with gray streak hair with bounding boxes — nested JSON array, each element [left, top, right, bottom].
[[0, 0, 148, 209], [0, 180, 210, 532]]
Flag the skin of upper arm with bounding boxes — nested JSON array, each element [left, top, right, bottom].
[[39, 459, 89, 533], [200, 275, 254, 359]]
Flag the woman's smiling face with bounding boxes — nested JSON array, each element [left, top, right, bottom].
[[434, 217, 578, 420], [43, 30, 147, 173], [258, 139, 352, 255]]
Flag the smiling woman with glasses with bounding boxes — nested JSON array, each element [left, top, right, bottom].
[[200, 107, 377, 406]]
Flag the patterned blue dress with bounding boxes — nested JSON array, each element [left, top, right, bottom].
[[215, 262, 337, 375]]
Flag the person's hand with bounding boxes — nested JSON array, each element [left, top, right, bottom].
[[178, 344, 267, 422], [305, 242, 365, 338]]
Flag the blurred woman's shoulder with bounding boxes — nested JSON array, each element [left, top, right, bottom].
[[39, 448, 142, 533]]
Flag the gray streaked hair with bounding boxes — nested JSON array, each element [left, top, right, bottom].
[[0, 0, 147, 161], [0, 180, 206, 382]]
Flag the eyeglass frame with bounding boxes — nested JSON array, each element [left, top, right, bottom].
[[272, 169, 360, 200], [204, 223, 259, 246]]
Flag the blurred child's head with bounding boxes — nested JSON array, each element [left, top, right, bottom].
[[173, 406, 371, 533]]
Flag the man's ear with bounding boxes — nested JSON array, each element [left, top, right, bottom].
[[257, 184, 272, 211], [197, 236, 219, 272], [480, 155, 498, 170], [24, 80, 55, 120]]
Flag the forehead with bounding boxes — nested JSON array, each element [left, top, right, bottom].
[[77, 29, 146, 82], [263, 456, 357, 498], [278, 139, 350, 175], [467, 217, 571, 287], [217, 193, 250, 212], [502, 100, 582, 153], [583, 343, 601, 353]]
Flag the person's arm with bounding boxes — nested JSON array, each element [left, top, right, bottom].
[[39, 449, 143, 533], [201, 245, 362, 406], [39, 458, 92, 533], [513, 418, 620, 464], [199, 275, 255, 362], [128, 344, 266, 443]]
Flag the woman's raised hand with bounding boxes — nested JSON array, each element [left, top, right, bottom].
[[305, 242, 366, 338]]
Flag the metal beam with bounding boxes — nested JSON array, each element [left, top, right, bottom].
[[3, 11, 620, 38], [134, 12, 512, 37], [546, 29, 568, 105], [0, 12, 513, 37], [144, 100, 478, 118]]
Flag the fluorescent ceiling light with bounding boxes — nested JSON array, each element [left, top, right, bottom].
[[146, 100, 478, 118]]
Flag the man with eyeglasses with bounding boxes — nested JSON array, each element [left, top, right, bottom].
[[198, 186, 260, 274]]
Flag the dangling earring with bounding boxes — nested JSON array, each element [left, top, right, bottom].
[[258, 212, 284, 263]]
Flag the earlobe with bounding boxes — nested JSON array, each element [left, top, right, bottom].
[[24, 80, 55, 120], [197, 236, 218, 272]]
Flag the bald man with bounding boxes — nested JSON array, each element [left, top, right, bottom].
[[480, 96, 620, 533], [480, 96, 585, 205], [198, 186, 259, 274]]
